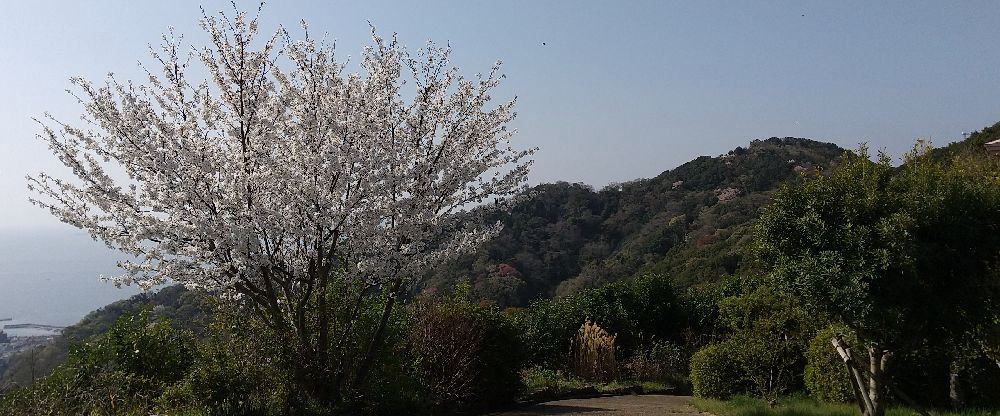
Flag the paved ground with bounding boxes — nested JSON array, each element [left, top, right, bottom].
[[494, 395, 712, 416]]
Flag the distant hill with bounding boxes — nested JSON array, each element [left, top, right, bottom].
[[419, 137, 846, 305], [441, 123, 999, 308]]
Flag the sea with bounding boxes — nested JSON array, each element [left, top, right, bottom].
[[0, 229, 142, 328]]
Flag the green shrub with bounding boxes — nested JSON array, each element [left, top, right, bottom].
[[729, 331, 801, 403], [516, 273, 683, 368], [0, 309, 194, 415], [169, 291, 420, 416], [691, 281, 810, 402], [165, 334, 289, 415], [690, 329, 802, 401], [153, 298, 303, 415], [623, 340, 687, 384], [103, 309, 195, 386], [803, 324, 854, 403], [962, 356, 1000, 407], [690, 342, 743, 399], [360, 313, 425, 416], [407, 288, 526, 414]]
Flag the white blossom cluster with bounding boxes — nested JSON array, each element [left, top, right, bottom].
[[27, 8, 534, 311]]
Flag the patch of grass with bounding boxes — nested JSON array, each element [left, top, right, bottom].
[[522, 367, 590, 394], [520, 366, 673, 399], [691, 395, 999, 416], [693, 395, 856, 416], [595, 380, 672, 394]]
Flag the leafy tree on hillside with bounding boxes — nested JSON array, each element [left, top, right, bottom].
[[754, 144, 1000, 416]]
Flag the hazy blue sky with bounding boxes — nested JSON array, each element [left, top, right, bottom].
[[4, 1, 1000, 230]]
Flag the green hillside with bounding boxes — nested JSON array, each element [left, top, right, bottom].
[[932, 121, 1000, 159], [421, 137, 845, 305], [0, 285, 207, 389]]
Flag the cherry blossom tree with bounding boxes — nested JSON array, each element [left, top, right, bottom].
[[27, 7, 533, 401]]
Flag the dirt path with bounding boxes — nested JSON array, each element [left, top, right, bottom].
[[493, 394, 712, 415]]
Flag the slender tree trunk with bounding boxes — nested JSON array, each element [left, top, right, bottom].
[[312, 263, 334, 403], [29, 347, 37, 384], [832, 336, 890, 416], [832, 336, 874, 416], [949, 370, 964, 411], [867, 346, 887, 416], [354, 277, 404, 387]]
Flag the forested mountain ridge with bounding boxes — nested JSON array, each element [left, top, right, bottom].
[[420, 137, 846, 305]]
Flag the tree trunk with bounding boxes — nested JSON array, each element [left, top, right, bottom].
[[949, 370, 964, 411], [831, 336, 889, 416], [867, 346, 887, 416], [832, 336, 872, 416], [28, 347, 37, 384], [354, 277, 404, 387]]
